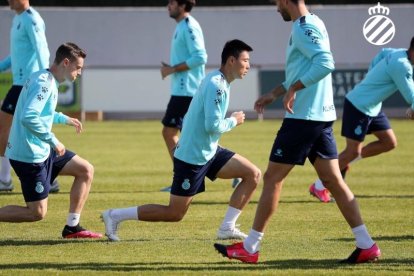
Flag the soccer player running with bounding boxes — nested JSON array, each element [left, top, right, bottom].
[[310, 37, 414, 203], [214, 0, 380, 264], [159, 0, 207, 192], [0, 0, 59, 193], [0, 43, 102, 239], [102, 39, 261, 242]]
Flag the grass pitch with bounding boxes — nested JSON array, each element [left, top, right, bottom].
[[0, 119, 413, 275]]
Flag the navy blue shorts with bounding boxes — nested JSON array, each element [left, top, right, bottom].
[[9, 150, 76, 202], [171, 146, 235, 197], [161, 96, 193, 130], [1, 85, 23, 115], [269, 118, 338, 165], [341, 98, 391, 142]]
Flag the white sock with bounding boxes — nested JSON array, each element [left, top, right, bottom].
[[352, 224, 374, 249], [0, 157, 11, 183], [350, 154, 362, 164], [243, 229, 264, 254], [111, 207, 138, 222], [314, 179, 326, 190], [66, 213, 80, 227], [219, 206, 241, 230]]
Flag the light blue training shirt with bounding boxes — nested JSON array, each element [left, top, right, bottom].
[[283, 13, 336, 122], [0, 7, 49, 85], [170, 15, 207, 97], [346, 48, 414, 116], [174, 70, 237, 165], [6, 69, 69, 163]]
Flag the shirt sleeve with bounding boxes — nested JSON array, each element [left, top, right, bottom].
[[204, 82, 236, 134], [25, 16, 50, 70], [0, 56, 11, 72], [183, 21, 207, 69], [389, 61, 414, 110], [294, 24, 335, 87], [20, 78, 59, 148], [53, 112, 69, 124]]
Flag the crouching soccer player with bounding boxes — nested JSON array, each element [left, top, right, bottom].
[[102, 39, 261, 242], [0, 43, 102, 239]]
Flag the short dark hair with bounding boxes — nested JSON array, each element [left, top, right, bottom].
[[176, 0, 195, 12], [221, 39, 253, 65], [54, 42, 86, 64], [410, 36, 414, 50]]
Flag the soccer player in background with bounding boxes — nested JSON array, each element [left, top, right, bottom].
[[0, 43, 102, 239], [0, 0, 59, 193], [159, 0, 207, 192], [214, 0, 380, 264], [310, 36, 414, 203], [102, 39, 261, 242]]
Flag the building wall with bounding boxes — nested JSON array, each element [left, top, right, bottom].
[[0, 5, 413, 117]]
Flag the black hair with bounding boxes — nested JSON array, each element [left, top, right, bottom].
[[54, 42, 86, 64], [221, 39, 253, 65], [176, 0, 195, 12], [410, 36, 414, 50]]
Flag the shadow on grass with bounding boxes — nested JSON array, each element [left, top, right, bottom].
[[0, 258, 412, 272], [330, 235, 414, 242], [355, 194, 414, 199], [0, 239, 125, 246], [191, 199, 319, 206]]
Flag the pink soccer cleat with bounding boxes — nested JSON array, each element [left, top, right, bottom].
[[62, 224, 103, 239], [340, 243, 381, 264], [214, 242, 259, 264], [309, 183, 333, 203]]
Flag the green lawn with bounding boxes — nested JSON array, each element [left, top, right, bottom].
[[0, 119, 413, 275]]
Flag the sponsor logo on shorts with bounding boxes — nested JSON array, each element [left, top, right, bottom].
[[181, 179, 191, 190], [35, 182, 44, 193]]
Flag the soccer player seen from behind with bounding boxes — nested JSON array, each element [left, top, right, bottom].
[[159, 0, 207, 192], [102, 39, 261, 243], [0, 43, 102, 239], [310, 36, 414, 202], [214, 0, 380, 264]]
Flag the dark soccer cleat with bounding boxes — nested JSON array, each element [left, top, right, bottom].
[[340, 165, 350, 179], [214, 242, 259, 264], [340, 243, 381, 264], [49, 180, 60, 193], [62, 224, 103, 239]]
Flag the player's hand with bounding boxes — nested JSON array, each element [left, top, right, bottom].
[[406, 108, 414, 120], [283, 88, 296, 114], [54, 142, 66, 157], [231, 111, 245, 126], [254, 93, 275, 114], [160, 62, 173, 79], [67, 117, 83, 133]]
